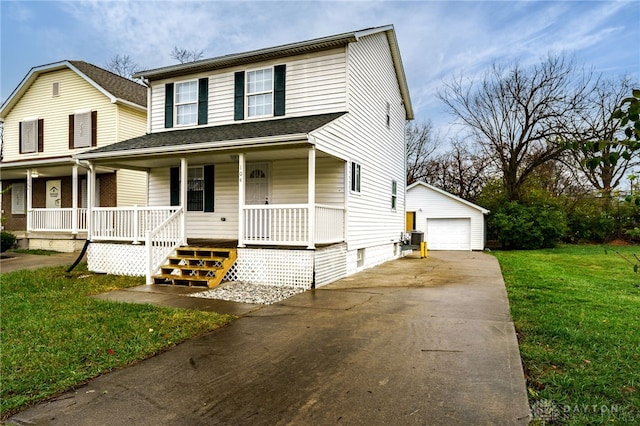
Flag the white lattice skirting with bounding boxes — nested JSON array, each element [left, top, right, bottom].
[[88, 243, 147, 276], [86, 242, 402, 289]]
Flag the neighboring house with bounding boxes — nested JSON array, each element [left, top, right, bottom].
[[77, 25, 414, 288], [406, 181, 489, 251], [0, 61, 148, 252]]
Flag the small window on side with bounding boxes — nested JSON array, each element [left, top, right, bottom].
[[385, 101, 391, 128], [350, 162, 361, 193], [53, 82, 60, 97], [391, 180, 397, 211]]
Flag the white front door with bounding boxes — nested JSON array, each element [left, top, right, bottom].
[[246, 163, 271, 239]]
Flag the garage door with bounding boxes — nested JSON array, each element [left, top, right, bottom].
[[426, 218, 471, 250]]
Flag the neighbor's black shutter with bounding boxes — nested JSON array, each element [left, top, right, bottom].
[[170, 167, 179, 206], [165, 83, 174, 128], [274, 64, 286, 116], [204, 165, 215, 212], [234, 71, 245, 121], [90, 111, 97, 147], [68, 115, 75, 149], [37, 119, 44, 152], [198, 78, 208, 125], [19, 122, 23, 154]]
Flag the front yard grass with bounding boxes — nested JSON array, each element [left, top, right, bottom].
[[0, 263, 235, 419], [495, 245, 640, 425]]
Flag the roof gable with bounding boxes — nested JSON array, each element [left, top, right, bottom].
[[407, 181, 489, 214], [1, 60, 146, 118]]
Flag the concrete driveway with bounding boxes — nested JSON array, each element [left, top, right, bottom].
[[7, 251, 531, 425]]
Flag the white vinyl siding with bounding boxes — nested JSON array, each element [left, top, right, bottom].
[[116, 169, 147, 207], [406, 183, 487, 251], [149, 48, 348, 132], [311, 32, 407, 250]]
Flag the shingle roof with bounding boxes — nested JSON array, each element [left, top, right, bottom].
[[80, 112, 346, 157], [69, 61, 147, 107]]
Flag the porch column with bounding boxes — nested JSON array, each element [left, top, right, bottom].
[[26, 169, 33, 233], [237, 153, 245, 248], [87, 164, 95, 239], [180, 158, 188, 245], [307, 147, 316, 249], [71, 164, 78, 234]]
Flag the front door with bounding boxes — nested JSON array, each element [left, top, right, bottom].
[[46, 179, 62, 228], [245, 163, 271, 239]]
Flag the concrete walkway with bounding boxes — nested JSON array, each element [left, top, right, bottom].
[[7, 251, 531, 425], [0, 250, 80, 274]]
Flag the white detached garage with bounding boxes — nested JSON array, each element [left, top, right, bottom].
[[406, 182, 489, 251]]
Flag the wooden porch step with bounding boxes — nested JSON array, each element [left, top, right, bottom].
[[152, 247, 237, 288]]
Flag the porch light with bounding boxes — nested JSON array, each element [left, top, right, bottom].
[[31, 170, 39, 178]]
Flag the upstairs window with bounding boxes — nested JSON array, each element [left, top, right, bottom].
[[69, 111, 97, 149], [247, 68, 273, 117], [350, 162, 361, 193], [175, 80, 198, 125], [19, 118, 43, 154], [164, 78, 208, 128], [234, 64, 286, 120]]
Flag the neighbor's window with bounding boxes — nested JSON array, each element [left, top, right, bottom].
[[391, 179, 397, 210], [350, 162, 361, 193], [20, 119, 38, 153], [246, 68, 273, 117], [73, 112, 92, 148], [187, 166, 204, 211], [11, 182, 26, 214], [175, 80, 198, 125]]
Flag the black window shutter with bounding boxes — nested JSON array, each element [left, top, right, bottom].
[[170, 167, 179, 206], [69, 115, 74, 149], [165, 83, 174, 128], [204, 165, 215, 212], [19, 122, 23, 154], [198, 78, 208, 125], [274, 64, 286, 116], [37, 119, 44, 152], [91, 111, 97, 147], [234, 71, 245, 121]]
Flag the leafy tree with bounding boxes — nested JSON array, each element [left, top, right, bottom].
[[439, 54, 594, 201], [566, 78, 639, 197]]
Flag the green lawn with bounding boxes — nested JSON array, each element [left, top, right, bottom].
[[495, 245, 640, 425], [0, 263, 235, 419]]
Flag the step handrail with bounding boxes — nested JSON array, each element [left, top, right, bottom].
[[146, 207, 184, 284]]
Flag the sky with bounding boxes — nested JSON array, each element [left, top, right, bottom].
[[1, 0, 639, 139]]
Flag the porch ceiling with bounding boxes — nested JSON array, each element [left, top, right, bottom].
[[0, 159, 114, 181]]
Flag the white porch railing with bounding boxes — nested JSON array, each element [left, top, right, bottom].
[[91, 206, 180, 243], [146, 207, 184, 284], [29, 208, 87, 233], [242, 204, 344, 246]]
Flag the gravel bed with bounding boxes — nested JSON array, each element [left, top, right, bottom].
[[188, 282, 306, 305]]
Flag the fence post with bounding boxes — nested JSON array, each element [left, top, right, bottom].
[[132, 205, 140, 244]]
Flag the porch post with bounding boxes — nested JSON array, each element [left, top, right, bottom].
[[180, 158, 188, 245], [87, 164, 95, 239], [237, 153, 245, 248], [26, 169, 33, 233], [307, 147, 316, 249], [71, 164, 78, 234]]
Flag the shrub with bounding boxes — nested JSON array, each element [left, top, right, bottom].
[[1, 231, 17, 252], [489, 202, 567, 249]]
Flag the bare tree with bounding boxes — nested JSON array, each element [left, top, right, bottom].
[[105, 54, 141, 80], [420, 140, 492, 202], [406, 120, 439, 185], [170, 46, 204, 64], [568, 77, 639, 197], [439, 54, 594, 201]]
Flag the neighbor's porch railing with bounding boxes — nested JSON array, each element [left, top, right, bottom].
[[29, 208, 87, 233], [91, 206, 181, 243], [242, 204, 344, 246]]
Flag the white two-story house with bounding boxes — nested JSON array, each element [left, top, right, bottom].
[[77, 25, 413, 288], [0, 61, 147, 252]]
